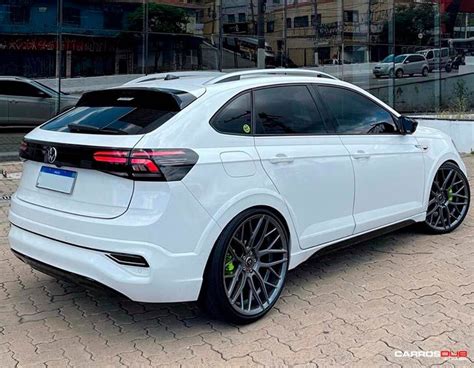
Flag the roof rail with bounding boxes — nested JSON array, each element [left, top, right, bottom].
[[123, 71, 223, 85], [205, 68, 338, 84]]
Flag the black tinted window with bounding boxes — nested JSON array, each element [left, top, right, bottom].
[[254, 86, 326, 135], [42, 106, 175, 135], [319, 86, 397, 134], [211, 93, 251, 135], [41, 89, 194, 135], [0, 81, 46, 97]]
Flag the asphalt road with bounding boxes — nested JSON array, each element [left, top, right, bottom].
[[342, 70, 457, 89]]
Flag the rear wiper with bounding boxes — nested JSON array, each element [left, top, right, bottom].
[[67, 124, 127, 135]]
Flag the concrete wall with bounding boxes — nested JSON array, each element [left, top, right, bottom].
[[415, 118, 474, 153], [368, 72, 474, 113]]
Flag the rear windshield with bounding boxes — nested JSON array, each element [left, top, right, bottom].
[[41, 88, 195, 135]]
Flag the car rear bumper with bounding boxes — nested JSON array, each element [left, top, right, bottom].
[[8, 180, 221, 303], [12, 248, 128, 298], [9, 223, 204, 302]]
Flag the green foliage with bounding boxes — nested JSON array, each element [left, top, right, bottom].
[[451, 79, 470, 114], [128, 3, 189, 33], [380, 3, 436, 46]]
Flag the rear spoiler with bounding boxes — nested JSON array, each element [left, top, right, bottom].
[[77, 87, 197, 111]]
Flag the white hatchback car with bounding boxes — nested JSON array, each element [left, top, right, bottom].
[[9, 69, 470, 323]]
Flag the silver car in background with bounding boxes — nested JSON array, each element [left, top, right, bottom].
[[373, 54, 429, 78], [0, 76, 78, 127], [417, 48, 450, 72]]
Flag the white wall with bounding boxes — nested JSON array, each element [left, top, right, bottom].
[[415, 118, 474, 154]]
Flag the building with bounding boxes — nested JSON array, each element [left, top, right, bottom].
[[0, 0, 208, 78]]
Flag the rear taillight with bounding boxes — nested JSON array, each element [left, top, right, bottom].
[[92, 148, 198, 181]]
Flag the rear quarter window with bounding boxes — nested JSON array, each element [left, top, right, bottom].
[[210, 92, 252, 135]]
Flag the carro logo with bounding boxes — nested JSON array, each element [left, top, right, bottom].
[[394, 350, 468, 359]]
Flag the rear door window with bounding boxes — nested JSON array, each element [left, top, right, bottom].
[[254, 85, 327, 135], [41, 89, 193, 135]]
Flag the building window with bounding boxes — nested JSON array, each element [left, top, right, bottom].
[[10, 5, 30, 24], [227, 14, 235, 23], [273, 0, 280, 3], [294, 16, 309, 28], [311, 14, 322, 26], [286, 18, 292, 28], [63, 7, 81, 26], [344, 10, 359, 23], [238, 13, 246, 23], [104, 10, 123, 30], [267, 21, 275, 33]]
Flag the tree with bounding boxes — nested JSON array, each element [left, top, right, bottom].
[[126, 3, 190, 72], [379, 3, 436, 47], [128, 3, 189, 34]]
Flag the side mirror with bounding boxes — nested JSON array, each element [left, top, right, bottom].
[[399, 116, 418, 135], [404, 60, 410, 64]]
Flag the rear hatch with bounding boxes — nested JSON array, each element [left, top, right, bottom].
[[17, 87, 199, 219]]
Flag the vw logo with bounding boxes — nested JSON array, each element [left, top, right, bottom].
[[45, 146, 57, 164]]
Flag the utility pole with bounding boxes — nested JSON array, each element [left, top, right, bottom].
[[56, 0, 63, 114], [312, 0, 319, 66], [367, 0, 371, 63], [257, 0, 266, 68], [466, 13, 469, 39], [218, 0, 223, 71], [283, 0, 287, 67]]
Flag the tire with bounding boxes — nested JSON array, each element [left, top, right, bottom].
[[421, 162, 470, 234], [396, 69, 404, 78], [374, 75, 380, 79], [422, 67, 429, 77], [200, 208, 289, 324]]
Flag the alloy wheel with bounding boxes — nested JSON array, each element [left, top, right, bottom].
[[223, 214, 288, 316], [425, 165, 469, 232]]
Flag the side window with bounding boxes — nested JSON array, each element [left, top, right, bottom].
[[407, 55, 417, 63], [415, 55, 425, 62], [254, 85, 326, 135], [427, 51, 434, 59], [0, 81, 46, 97], [319, 86, 398, 135], [211, 92, 251, 135]]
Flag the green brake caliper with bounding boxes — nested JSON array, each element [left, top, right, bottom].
[[448, 187, 453, 202], [225, 253, 235, 276]]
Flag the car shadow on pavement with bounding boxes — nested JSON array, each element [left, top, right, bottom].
[[13, 224, 435, 329]]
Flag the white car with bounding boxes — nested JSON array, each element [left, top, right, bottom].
[[9, 69, 470, 324]]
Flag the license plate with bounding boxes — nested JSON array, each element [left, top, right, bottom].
[[36, 166, 77, 194]]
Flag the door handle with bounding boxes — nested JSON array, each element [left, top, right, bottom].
[[269, 154, 294, 164], [353, 150, 370, 160], [415, 144, 429, 151]]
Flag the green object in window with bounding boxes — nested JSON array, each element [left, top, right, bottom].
[[243, 124, 251, 134]]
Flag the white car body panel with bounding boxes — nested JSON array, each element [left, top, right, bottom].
[[340, 134, 425, 233], [8, 72, 468, 303], [255, 135, 355, 248]]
